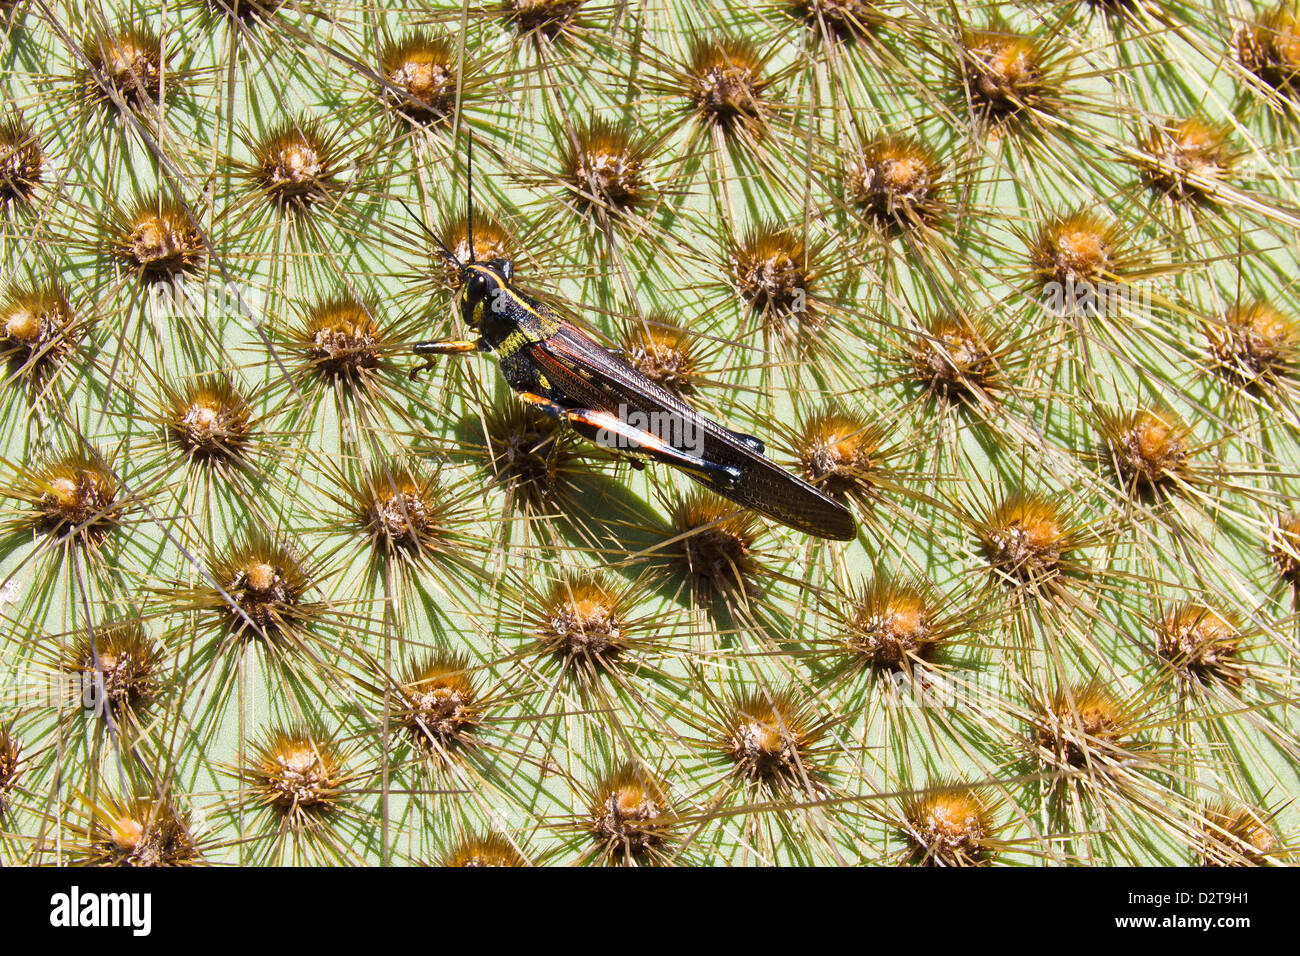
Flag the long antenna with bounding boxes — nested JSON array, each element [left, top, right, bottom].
[[465, 131, 475, 264], [395, 196, 461, 270], [395, 129, 477, 272]]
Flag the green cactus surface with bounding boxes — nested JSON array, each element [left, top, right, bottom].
[[0, 0, 1297, 867]]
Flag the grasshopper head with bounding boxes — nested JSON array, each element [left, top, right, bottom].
[[459, 259, 514, 329]]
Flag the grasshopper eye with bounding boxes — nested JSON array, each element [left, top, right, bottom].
[[460, 270, 493, 327], [459, 285, 478, 327], [461, 271, 485, 299]]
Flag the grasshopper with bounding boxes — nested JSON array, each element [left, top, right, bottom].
[[407, 147, 856, 541]]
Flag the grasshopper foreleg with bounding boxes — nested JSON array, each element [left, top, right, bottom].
[[409, 338, 486, 381]]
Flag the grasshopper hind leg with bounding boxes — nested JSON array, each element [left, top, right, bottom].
[[686, 458, 743, 489], [515, 392, 742, 487], [729, 430, 764, 454]]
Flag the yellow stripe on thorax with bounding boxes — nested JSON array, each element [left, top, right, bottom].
[[498, 286, 560, 335]]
